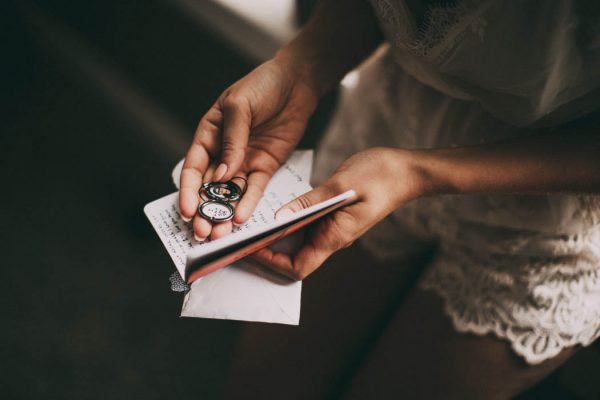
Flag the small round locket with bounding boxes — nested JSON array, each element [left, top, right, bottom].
[[198, 200, 235, 222], [202, 181, 243, 202], [197, 177, 247, 223]]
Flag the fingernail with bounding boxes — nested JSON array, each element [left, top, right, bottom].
[[194, 233, 206, 242], [276, 209, 295, 220], [213, 163, 228, 181], [181, 215, 191, 222]]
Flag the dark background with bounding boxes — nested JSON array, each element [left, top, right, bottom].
[[2, 1, 599, 399], [2, 1, 331, 398], [3, 1, 254, 398]]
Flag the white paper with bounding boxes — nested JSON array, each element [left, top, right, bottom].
[[181, 259, 301, 324], [144, 150, 314, 325], [185, 189, 356, 273]]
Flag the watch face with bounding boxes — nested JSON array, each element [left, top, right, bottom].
[[198, 200, 234, 222], [202, 182, 242, 202]]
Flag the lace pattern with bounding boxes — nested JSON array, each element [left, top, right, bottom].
[[420, 245, 600, 364], [317, 1, 600, 365], [370, 0, 492, 61], [356, 194, 600, 364]]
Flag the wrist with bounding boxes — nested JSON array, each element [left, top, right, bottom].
[[389, 148, 460, 203], [274, 0, 383, 97], [274, 39, 337, 97], [407, 148, 462, 198], [373, 148, 437, 207]]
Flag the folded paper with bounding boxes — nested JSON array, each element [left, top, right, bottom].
[[144, 150, 315, 325]]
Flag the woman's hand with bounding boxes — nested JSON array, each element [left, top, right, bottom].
[[253, 147, 427, 280], [253, 113, 600, 280], [179, 58, 318, 241]]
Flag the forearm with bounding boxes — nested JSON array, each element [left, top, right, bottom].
[[275, 0, 383, 96], [411, 115, 600, 198]]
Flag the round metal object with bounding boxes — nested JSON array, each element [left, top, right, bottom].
[[198, 200, 235, 222], [201, 181, 243, 202]]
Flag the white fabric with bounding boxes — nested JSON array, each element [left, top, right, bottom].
[[313, 0, 600, 364]]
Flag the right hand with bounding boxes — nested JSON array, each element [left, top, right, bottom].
[[179, 58, 318, 241]]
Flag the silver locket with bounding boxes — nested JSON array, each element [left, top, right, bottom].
[[197, 177, 247, 223]]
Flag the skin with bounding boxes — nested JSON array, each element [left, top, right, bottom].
[[257, 126, 600, 280], [224, 245, 576, 399], [179, 59, 318, 240], [180, 0, 599, 396], [180, 0, 600, 275], [179, 0, 382, 241]]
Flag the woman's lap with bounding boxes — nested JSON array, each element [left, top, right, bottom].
[[224, 242, 575, 399], [343, 288, 575, 399], [224, 243, 432, 399]]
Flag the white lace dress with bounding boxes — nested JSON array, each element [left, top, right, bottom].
[[312, 0, 600, 364]]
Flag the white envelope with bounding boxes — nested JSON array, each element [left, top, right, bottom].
[[169, 150, 313, 325], [180, 260, 301, 324]]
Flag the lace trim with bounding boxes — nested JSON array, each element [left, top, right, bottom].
[[420, 250, 600, 364], [410, 2, 471, 57], [371, 0, 491, 61], [579, 195, 600, 226]]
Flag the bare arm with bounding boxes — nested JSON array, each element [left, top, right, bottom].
[[180, 0, 383, 239], [260, 112, 600, 280], [414, 114, 600, 199], [276, 0, 384, 96]]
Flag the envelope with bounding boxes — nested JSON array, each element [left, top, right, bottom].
[[169, 150, 313, 325], [180, 259, 301, 324]]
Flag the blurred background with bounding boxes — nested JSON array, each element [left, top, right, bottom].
[[2, 0, 598, 398]]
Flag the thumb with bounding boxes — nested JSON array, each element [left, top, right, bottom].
[[275, 183, 339, 219]]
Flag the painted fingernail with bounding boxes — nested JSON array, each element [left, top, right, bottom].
[[213, 163, 228, 181], [276, 209, 294, 220]]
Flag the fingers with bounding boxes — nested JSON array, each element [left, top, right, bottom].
[[182, 93, 251, 227], [274, 182, 339, 218], [206, 169, 250, 239], [190, 163, 216, 241], [192, 166, 247, 240], [215, 96, 251, 182], [250, 238, 330, 281], [254, 182, 361, 280], [179, 145, 208, 222], [210, 220, 233, 240], [181, 92, 251, 235], [290, 215, 354, 276], [192, 214, 212, 242], [266, 224, 339, 280], [251, 248, 296, 280], [233, 171, 270, 224], [205, 171, 243, 240], [179, 106, 222, 222], [267, 218, 356, 280]]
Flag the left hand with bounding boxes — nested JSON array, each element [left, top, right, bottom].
[[253, 147, 427, 280]]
